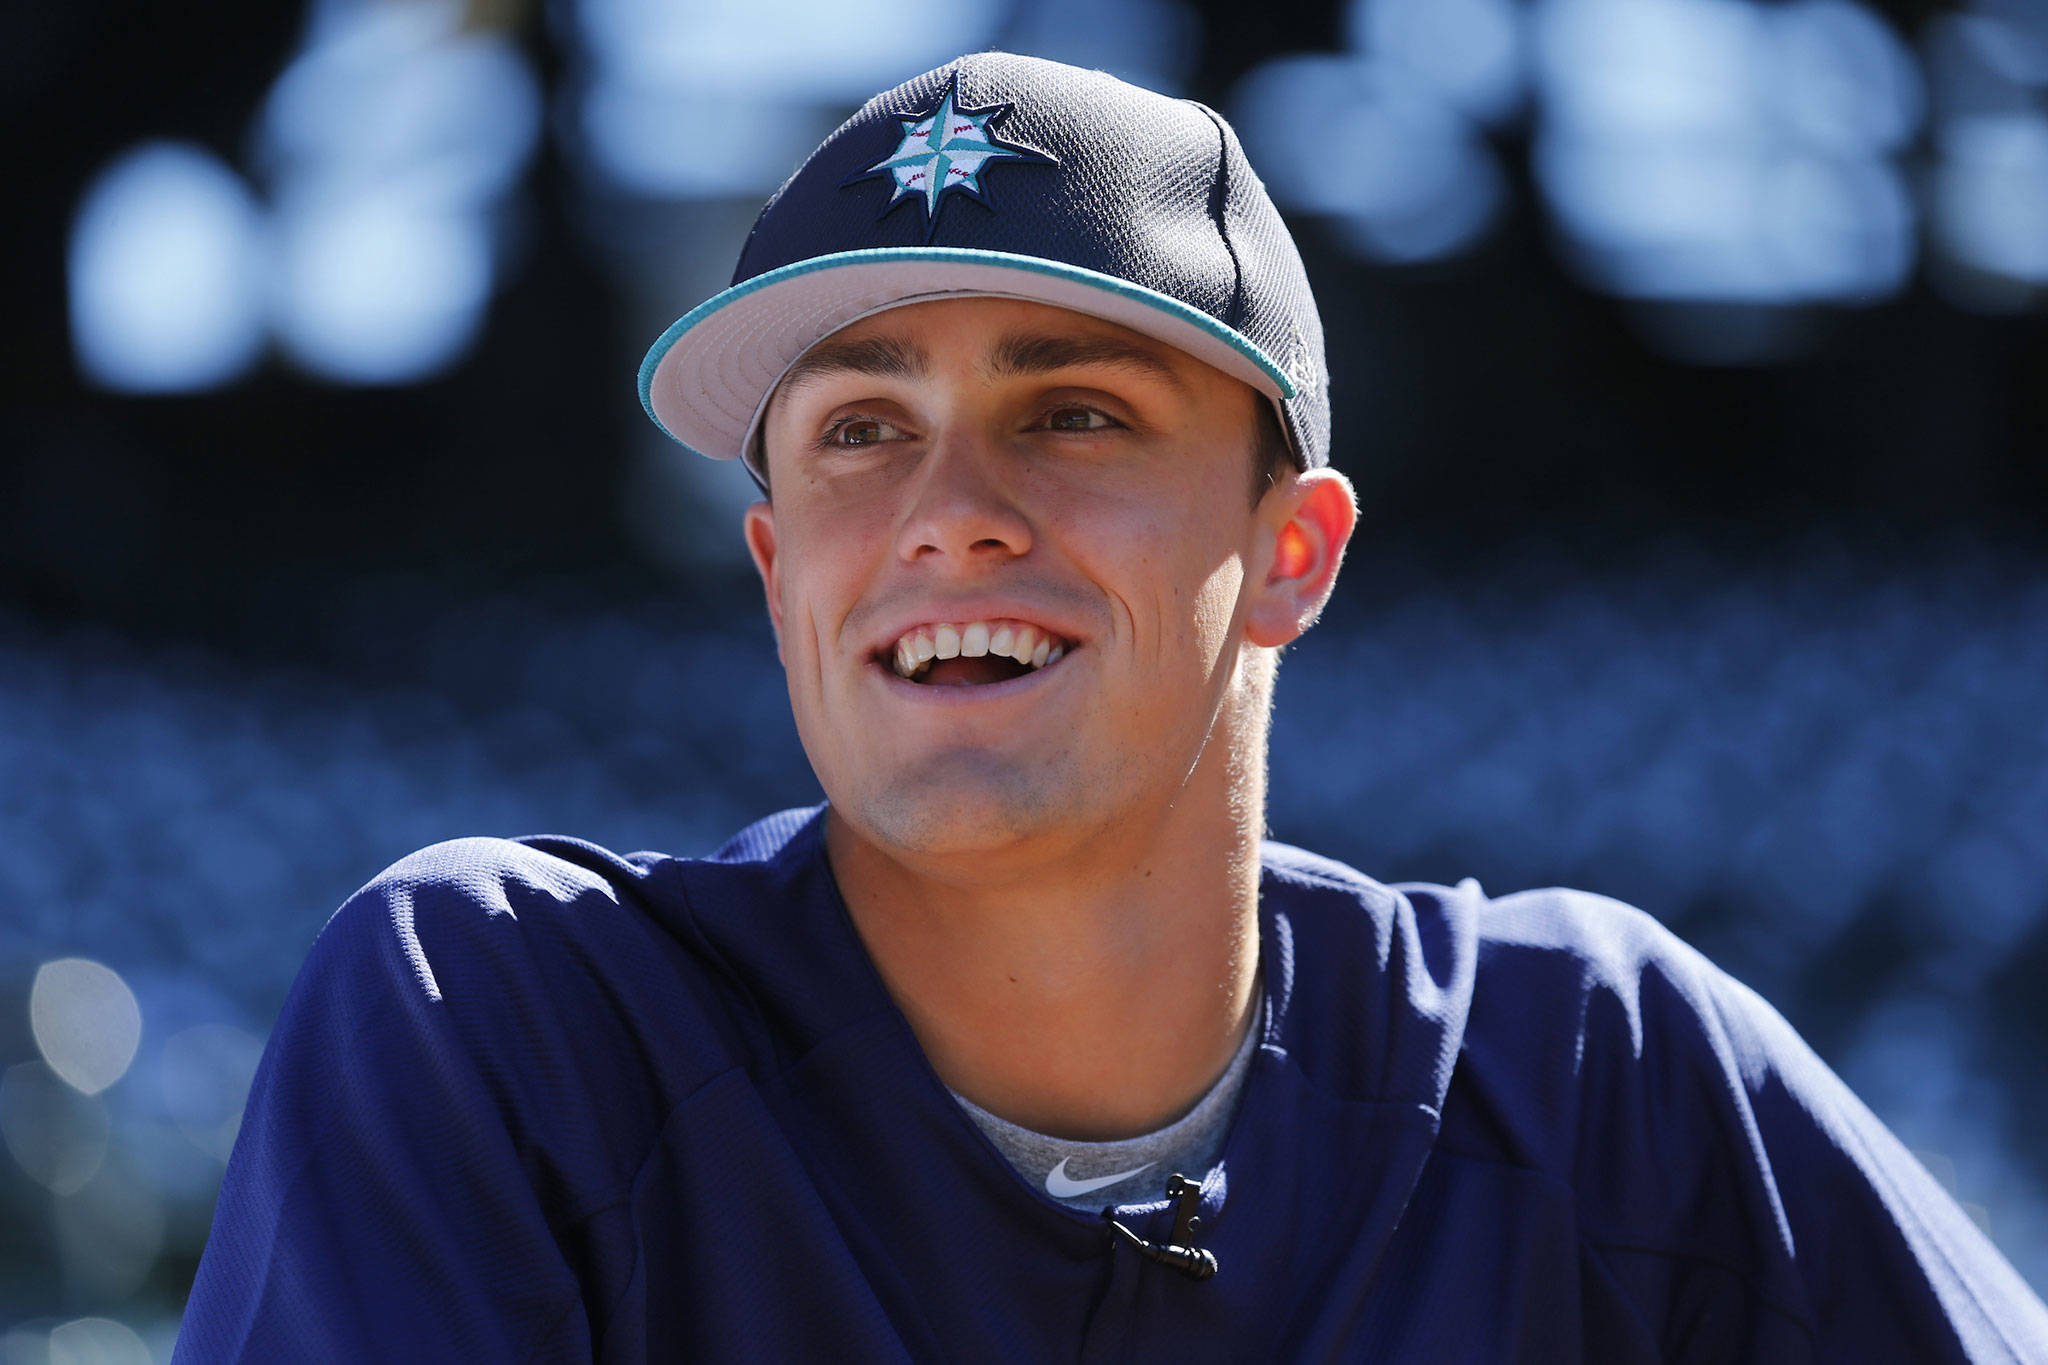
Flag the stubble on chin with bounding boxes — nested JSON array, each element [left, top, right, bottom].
[[851, 748, 1070, 856], [842, 737, 1162, 863]]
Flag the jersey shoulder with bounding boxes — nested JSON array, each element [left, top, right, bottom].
[[1255, 844, 1744, 1124], [304, 813, 839, 1111], [1441, 879, 1789, 1169]]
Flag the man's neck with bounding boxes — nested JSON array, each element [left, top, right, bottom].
[[823, 761, 1265, 1142]]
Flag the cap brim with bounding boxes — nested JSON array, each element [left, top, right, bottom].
[[638, 247, 1298, 475]]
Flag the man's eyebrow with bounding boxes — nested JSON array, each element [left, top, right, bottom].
[[984, 332, 1190, 394], [776, 335, 929, 393]]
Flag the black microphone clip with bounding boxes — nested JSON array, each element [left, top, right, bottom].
[[1102, 1172, 1219, 1281]]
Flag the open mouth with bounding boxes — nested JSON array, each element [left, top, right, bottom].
[[885, 619, 1071, 687]]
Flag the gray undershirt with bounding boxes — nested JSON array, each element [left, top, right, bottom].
[[949, 989, 1263, 1210]]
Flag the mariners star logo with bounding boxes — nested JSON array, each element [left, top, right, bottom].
[[844, 74, 1055, 240]]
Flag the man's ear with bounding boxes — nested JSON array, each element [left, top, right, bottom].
[[1244, 469, 1357, 648], [742, 500, 785, 660]]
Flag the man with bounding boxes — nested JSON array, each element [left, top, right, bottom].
[[177, 53, 2046, 1361]]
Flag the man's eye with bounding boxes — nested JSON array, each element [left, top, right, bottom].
[[1041, 406, 1113, 432], [829, 417, 902, 446]]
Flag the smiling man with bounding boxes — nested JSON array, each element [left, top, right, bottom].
[[738, 294, 1347, 1147], [177, 53, 2047, 1362]]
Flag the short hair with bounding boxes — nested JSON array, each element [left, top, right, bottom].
[[1249, 399, 1295, 507]]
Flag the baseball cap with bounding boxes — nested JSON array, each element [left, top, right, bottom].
[[637, 51, 1330, 483]]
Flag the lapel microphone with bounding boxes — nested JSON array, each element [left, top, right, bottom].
[[1101, 1173, 1219, 1281]]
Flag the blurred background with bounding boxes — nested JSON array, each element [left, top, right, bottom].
[[3, 0, 2047, 1354]]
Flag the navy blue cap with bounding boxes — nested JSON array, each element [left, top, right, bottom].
[[639, 52, 1329, 478]]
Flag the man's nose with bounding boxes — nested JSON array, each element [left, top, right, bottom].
[[894, 425, 1034, 564]]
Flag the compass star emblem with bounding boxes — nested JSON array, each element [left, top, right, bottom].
[[844, 74, 1055, 240]]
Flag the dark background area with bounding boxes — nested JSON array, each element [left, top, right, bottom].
[[3, 0, 2045, 1354]]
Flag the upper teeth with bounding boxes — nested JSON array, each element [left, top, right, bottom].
[[890, 619, 1068, 679]]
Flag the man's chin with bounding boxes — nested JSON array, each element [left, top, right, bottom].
[[833, 761, 1090, 863]]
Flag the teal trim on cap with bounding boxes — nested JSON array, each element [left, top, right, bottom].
[[637, 246, 1298, 448]]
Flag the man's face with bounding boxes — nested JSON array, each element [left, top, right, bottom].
[[745, 297, 1295, 862]]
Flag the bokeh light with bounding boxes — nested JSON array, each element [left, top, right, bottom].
[[1531, 0, 1919, 324], [1230, 54, 1505, 263], [256, 0, 539, 383], [0, 1062, 110, 1195], [567, 0, 1006, 199], [46, 1316, 153, 1365], [30, 959, 141, 1097], [1769, 0, 1923, 154], [255, 0, 539, 205], [67, 143, 267, 394], [269, 183, 496, 384], [999, 0, 1201, 93], [573, 0, 1004, 103], [1346, 0, 1525, 125], [1931, 113, 2048, 297]]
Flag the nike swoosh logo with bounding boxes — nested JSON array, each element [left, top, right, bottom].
[[1044, 1157, 1157, 1200]]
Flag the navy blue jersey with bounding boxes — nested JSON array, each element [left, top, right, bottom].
[[175, 808, 2048, 1361]]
